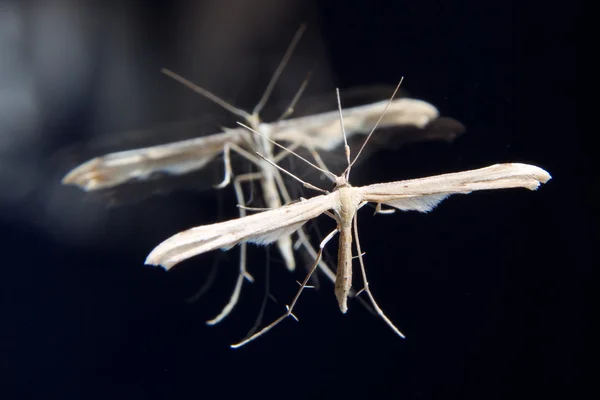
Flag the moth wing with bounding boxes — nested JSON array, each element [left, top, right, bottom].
[[62, 128, 246, 191], [145, 194, 335, 270], [359, 163, 552, 213], [271, 98, 439, 151]]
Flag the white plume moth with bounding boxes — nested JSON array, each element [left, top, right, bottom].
[[62, 26, 461, 326], [145, 81, 552, 348]]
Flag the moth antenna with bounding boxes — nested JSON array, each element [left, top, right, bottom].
[[346, 77, 405, 172], [276, 70, 313, 122], [161, 68, 252, 121], [254, 151, 328, 194], [335, 88, 352, 179], [304, 145, 335, 182], [237, 122, 338, 180], [252, 24, 307, 117]]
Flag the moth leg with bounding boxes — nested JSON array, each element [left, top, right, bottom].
[[272, 167, 338, 286], [352, 212, 406, 339], [233, 172, 264, 284], [237, 205, 273, 212], [231, 172, 263, 210], [206, 172, 261, 325], [244, 248, 272, 339], [322, 210, 337, 220], [231, 228, 339, 348], [294, 224, 372, 314], [186, 252, 222, 304], [294, 227, 336, 284], [374, 203, 396, 215], [214, 142, 262, 189]]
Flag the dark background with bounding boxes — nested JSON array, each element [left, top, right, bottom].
[[1, 1, 588, 399]]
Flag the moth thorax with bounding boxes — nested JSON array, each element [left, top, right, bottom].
[[257, 122, 272, 137], [247, 114, 262, 130], [337, 186, 360, 223]]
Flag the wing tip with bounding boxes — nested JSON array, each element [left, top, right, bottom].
[[61, 158, 105, 191], [510, 163, 552, 187], [144, 252, 170, 270]]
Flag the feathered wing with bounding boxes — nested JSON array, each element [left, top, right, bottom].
[[359, 163, 552, 212], [145, 194, 336, 270], [61, 98, 440, 192], [61, 129, 246, 191], [271, 98, 439, 151]]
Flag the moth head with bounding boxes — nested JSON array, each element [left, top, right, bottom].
[[334, 174, 350, 189]]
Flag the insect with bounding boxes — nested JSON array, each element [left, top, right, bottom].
[[61, 27, 462, 325], [144, 81, 552, 348]]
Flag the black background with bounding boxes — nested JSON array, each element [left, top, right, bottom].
[[2, 1, 589, 399]]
